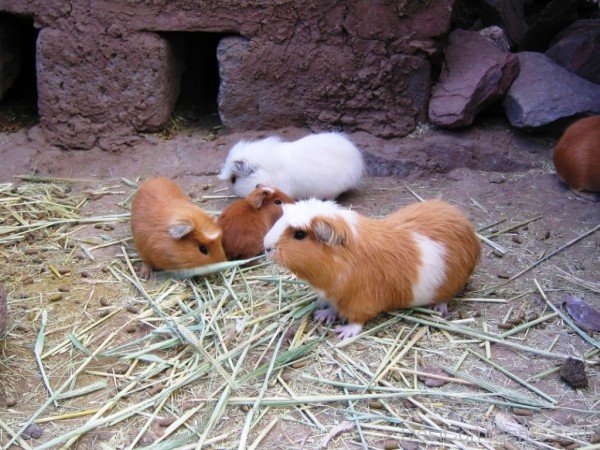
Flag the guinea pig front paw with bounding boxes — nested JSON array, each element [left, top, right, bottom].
[[314, 307, 339, 324], [139, 263, 154, 281], [334, 323, 363, 339]]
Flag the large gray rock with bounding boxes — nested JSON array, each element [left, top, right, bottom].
[[503, 52, 600, 129], [428, 29, 519, 128], [0, 17, 22, 101], [546, 19, 600, 85]]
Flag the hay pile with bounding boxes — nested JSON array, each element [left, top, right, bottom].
[[0, 179, 598, 449]]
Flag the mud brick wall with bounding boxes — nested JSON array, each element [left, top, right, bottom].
[[0, 0, 453, 150]]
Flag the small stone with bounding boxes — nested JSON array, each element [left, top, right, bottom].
[[32, 257, 43, 264], [102, 224, 115, 231], [99, 296, 110, 306], [513, 407, 534, 416], [383, 438, 399, 449], [560, 358, 588, 388], [23, 423, 42, 439], [497, 322, 514, 330], [48, 293, 63, 302], [27, 310, 37, 321], [81, 271, 91, 278], [94, 224, 103, 229], [22, 276, 33, 285], [489, 173, 506, 184], [376, 331, 386, 338], [57, 267, 70, 275], [158, 417, 176, 427], [126, 305, 140, 314], [368, 400, 384, 409], [240, 404, 250, 413], [6, 397, 16, 407], [291, 360, 307, 369], [472, 310, 481, 317], [125, 324, 137, 333], [511, 236, 522, 244], [497, 271, 511, 279], [492, 250, 504, 258], [202, 184, 210, 191], [417, 366, 449, 387], [148, 383, 164, 395], [539, 230, 551, 241], [58, 286, 70, 292], [98, 310, 110, 317], [24, 248, 38, 255]]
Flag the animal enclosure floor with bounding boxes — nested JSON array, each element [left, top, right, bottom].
[[0, 122, 599, 449]]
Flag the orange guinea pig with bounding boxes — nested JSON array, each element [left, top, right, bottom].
[[217, 185, 294, 260], [130, 177, 226, 278], [264, 199, 480, 339], [553, 115, 600, 199]]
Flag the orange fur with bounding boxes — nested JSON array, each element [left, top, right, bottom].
[[271, 200, 480, 326], [553, 116, 600, 193], [130, 177, 226, 273], [217, 186, 294, 260]]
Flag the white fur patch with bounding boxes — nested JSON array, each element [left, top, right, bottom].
[[263, 199, 358, 250], [203, 229, 221, 240], [411, 232, 447, 306]]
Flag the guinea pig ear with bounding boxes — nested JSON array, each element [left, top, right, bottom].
[[311, 216, 348, 247], [169, 221, 195, 240], [232, 159, 254, 177]]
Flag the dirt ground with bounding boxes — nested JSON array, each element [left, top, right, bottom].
[[0, 118, 599, 449]]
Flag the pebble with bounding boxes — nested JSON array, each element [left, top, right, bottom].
[[376, 331, 386, 338], [240, 405, 250, 413], [32, 257, 43, 264], [158, 417, 176, 427], [202, 184, 210, 191], [125, 324, 138, 333], [126, 305, 140, 314], [81, 271, 91, 278], [513, 407, 534, 416], [27, 310, 37, 321], [148, 383, 164, 395], [57, 267, 71, 275], [488, 173, 506, 184], [6, 397, 16, 407], [383, 439, 399, 449], [539, 230, 551, 240], [48, 293, 63, 302], [103, 224, 115, 231], [497, 322, 514, 330], [24, 248, 38, 255], [22, 276, 33, 285], [23, 424, 43, 439], [368, 400, 384, 409], [512, 236, 522, 244], [497, 271, 511, 279], [492, 250, 504, 258], [99, 296, 110, 306], [98, 310, 110, 317], [94, 224, 103, 229], [58, 286, 70, 292], [291, 360, 307, 369]]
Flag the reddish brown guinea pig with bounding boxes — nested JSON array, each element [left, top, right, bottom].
[[217, 185, 294, 260], [130, 177, 226, 278], [553, 115, 600, 198]]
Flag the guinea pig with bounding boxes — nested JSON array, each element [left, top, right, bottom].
[[553, 115, 600, 199], [264, 199, 480, 339], [218, 132, 365, 200], [217, 185, 294, 260], [130, 177, 226, 279]]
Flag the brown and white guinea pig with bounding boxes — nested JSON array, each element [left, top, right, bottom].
[[264, 199, 481, 339], [130, 177, 226, 279], [217, 185, 294, 261], [553, 115, 600, 199]]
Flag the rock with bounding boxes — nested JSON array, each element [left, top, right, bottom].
[[417, 366, 449, 387], [503, 52, 600, 130], [0, 283, 7, 335], [563, 295, 600, 332], [428, 29, 519, 128], [560, 358, 588, 389], [23, 423, 43, 440], [546, 19, 600, 85], [472, 0, 527, 45], [489, 173, 506, 183], [520, 0, 578, 51], [0, 17, 22, 101], [479, 25, 511, 52]]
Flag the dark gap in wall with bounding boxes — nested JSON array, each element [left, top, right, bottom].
[[0, 13, 39, 131]]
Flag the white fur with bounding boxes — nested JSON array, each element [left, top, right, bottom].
[[219, 132, 365, 199], [264, 199, 358, 250], [411, 232, 447, 306]]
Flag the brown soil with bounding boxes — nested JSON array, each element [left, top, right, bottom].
[[0, 120, 599, 449]]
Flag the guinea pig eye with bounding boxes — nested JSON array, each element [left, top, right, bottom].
[[293, 230, 307, 240], [274, 199, 282, 205], [199, 245, 208, 255], [230, 176, 237, 184]]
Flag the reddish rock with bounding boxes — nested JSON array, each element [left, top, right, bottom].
[[503, 52, 600, 129], [428, 29, 519, 128], [0, 0, 455, 149], [546, 19, 600, 85]]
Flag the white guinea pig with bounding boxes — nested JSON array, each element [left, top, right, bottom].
[[218, 132, 365, 200], [264, 199, 480, 339]]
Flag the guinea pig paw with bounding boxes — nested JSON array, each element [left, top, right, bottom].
[[314, 307, 338, 324], [432, 302, 450, 318], [139, 263, 154, 281], [334, 323, 363, 340]]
